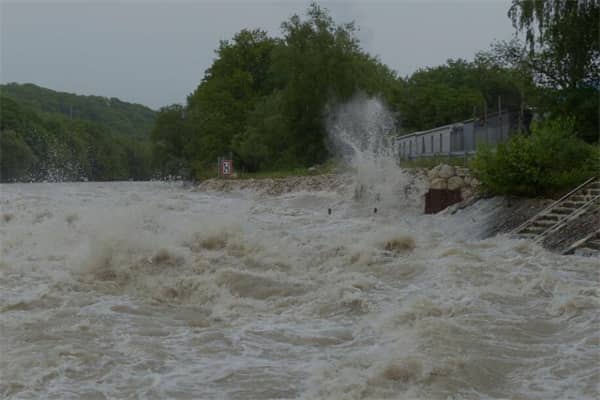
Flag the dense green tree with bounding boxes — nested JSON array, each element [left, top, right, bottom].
[[0, 94, 153, 182], [507, 0, 599, 142], [473, 117, 599, 196], [232, 92, 290, 171], [151, 104, 190, 177], [398, 58, 526, 132], [268, 3, 373, 166], [161, 3, 404, 176], [185, 29, 279, 175], [508, 0, 599, 89]]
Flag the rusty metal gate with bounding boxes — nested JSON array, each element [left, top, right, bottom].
[[425, 189, 462, 214]]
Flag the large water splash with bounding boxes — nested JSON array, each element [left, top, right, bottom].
[[326, 94, 426, 211]]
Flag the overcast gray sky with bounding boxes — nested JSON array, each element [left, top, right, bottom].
[[1, 0, 515, 110]]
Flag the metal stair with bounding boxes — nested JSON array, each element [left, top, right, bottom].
[[562, 229, 600, 255], [511, 177, 600, 244]]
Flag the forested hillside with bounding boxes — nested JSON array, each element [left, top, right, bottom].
[[1, 83, 155, 139], [0, 85, 154, 182]]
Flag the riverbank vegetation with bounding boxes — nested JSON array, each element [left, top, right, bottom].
[[472, 0, 599, 196], [473, 117, 599, 196]]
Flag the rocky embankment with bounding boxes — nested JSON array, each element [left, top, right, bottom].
[[196, 174, 348, 195], [424, 164, 596, 254], [426, 163, 480, 201]]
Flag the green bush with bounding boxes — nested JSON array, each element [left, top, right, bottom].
[[472, 117, 599, 197]]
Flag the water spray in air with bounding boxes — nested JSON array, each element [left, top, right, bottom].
[[326, 94, 426, 212]]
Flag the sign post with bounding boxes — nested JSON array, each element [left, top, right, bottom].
[[220, 159, 233, 178]]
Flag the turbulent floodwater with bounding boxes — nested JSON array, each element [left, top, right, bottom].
[[0, 180, 598, 400]]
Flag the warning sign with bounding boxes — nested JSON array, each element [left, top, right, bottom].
[[221, 159, 233, 176]]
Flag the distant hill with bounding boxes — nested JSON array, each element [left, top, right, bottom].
[[0, 83, 156, 182], [0, 82, 155, 139]]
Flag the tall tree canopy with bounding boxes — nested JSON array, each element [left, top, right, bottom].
[[399, 57, 528, 132], [508, 0, 599, 89], [151, 3, 401, 177], [508, 0, 599, 141]]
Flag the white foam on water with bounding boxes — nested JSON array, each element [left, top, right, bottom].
[[1, 181, 598, 399]]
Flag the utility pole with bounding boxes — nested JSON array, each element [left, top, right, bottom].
[[484, 102, 488, 145], [498, 96, 502, 141]]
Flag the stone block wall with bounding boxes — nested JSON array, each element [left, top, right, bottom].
[[427, 164, 480, 200]]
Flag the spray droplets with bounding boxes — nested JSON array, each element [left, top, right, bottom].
[[326, 94, 427, 211]]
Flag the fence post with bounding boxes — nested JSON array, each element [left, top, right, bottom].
[[472, 106, 477, 155], [448, 128, 451, 162], [519, 87, 524, 132], [462, 126, 467, 166], [498, 96, 502, 142], [484, 103, 489, 145]]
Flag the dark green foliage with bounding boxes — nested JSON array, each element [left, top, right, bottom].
[[151, 104, 190, 177], [507, 1, 599, 142], [185, 29, 279, 173], [534, 85, 599, 143], [151, 3, 403, 177], [150, 1, 593, 183], [232, 93, 290, 171], [399, 58, 528, 132], [508, 0, 599, 89], [1, 83, 155, 139], [472, 118, 599, 196], [0, 93, 153, 182]]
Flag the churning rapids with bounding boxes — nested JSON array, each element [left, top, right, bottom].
[[1, 98, 598, 399], [1, 179, 598, 400]]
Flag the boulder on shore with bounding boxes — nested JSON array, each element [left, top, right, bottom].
[[455, 167, 469, 177], [430, 178, 448, 190], [438, 164, 455, 179], [447, 176, 464, 191], [427, 165, 441, 180]]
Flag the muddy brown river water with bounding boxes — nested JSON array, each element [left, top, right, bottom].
[[0, 180, 598, 399]]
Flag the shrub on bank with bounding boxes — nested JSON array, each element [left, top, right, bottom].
[[472, 118, 599, 197]]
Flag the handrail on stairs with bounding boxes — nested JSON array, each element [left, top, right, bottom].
[[510, 176, 598, 235], [562, 228, 600, 255], [533, 194, 600, 244]]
